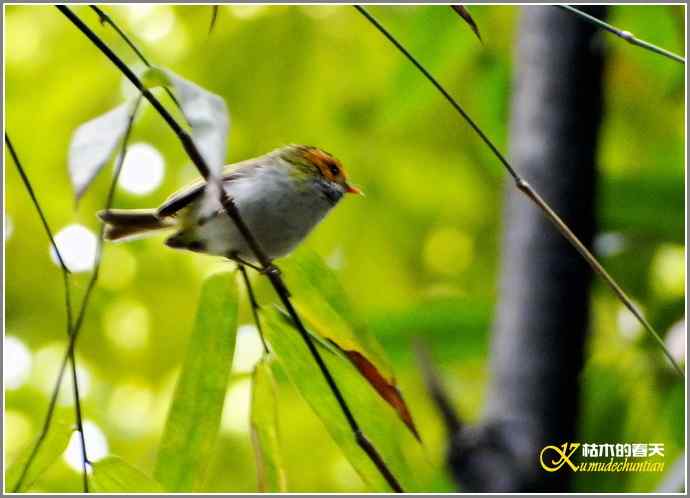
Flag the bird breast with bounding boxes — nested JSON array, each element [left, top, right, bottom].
[[192, 164, 335, 260]]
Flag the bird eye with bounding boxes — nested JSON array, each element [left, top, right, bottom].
[[329, 164, 340, 177]]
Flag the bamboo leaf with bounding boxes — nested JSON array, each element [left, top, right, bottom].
[[264, 310, 427, 492], [6, 411, 73, 491], [250, 357, 287, 492], [282, 251, 419, 439], [91, 456, 163, 492], [154, 271, 239, 491], [141, 67, 229, 177], [451, 6, 483, 43], [68, 99, 136, 201]]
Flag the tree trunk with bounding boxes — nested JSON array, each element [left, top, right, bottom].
[[447, 5, 606, 492]]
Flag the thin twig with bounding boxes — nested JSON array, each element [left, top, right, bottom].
[[558, 5, 685, 64], [57, 6, 403, 491], [208, 6, 220, 36], [5, 133, 89, 492], [238, 264, 269, 354], [354, 5, 684, 379], [89, 6, 182, 111], [5, 98, 142, 492], [414, 340, 461, 434]]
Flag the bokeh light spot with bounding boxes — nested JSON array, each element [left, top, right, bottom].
[[5, 336, 32, 390], [64, 420, 109, 472], [107, 379, 155, 437], [29, 343, 91, 404], [50, 224, 97, 273], [594, 232, 626, 257], [6, 410, 32, 458], [230, 5, 267, 19], [650, 244, 685, 298], [221, 379, 251, 435], [137, 6, 174, 43], [5, 214, 13, 242], [103, 298, 151, 351], [100, 246, 137, 290], [665, 319, 685, 366], [423, 227, 474, 276], [232, 325, 264, 374], [6, 10, 42, 63], [617, 301, 644, 341], [58, 366, 92, 406], [118, 143, 165, 195]]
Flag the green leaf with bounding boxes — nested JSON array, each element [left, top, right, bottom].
[[6, 411, 73, 492], [264, 310, 427, 492], [250, 357, 287, 492], [68, 99, 136, 201], [282, 251, 419, 439], [141, 66, 229, 177], [91, 456, 163, 492], [154, 271, 239, 491]]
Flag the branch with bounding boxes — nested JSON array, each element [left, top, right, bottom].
[[354, 5, 683, 379], [5, 133, 89, 492], [558, 5, 685, 64], [414, 340, 461, 434], [238, 264, 269, 354], [5, 97, 142, 493], [57, 6, 403, 492], [89, 6, 182, 111]]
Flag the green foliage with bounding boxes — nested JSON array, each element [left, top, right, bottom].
[[250, 357, 287, 492], [154, 271, 239, 491], [6, 411, 73, 492], [91, 457, 163, 492], [141, 66, 229, 174], [68, 100, 138, 200], [264, 309, 430, 492], [4, 4, 685, 493]]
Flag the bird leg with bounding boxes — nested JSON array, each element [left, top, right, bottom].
[[237, 263, 269, 354]]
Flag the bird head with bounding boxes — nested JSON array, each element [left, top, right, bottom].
[[280, 145, 363, 203]]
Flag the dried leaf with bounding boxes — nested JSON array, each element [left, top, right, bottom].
[[344, 350, 419, 440], [281, 252, 420, 440], [451, 5, 483, 43], [68, 100, 135, 201], [264, 310, 427, 491]]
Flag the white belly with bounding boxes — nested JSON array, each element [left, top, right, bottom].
[[190, 167, 334, 261]]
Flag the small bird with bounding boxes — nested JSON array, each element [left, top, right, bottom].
[[99, 144, 362, 263]]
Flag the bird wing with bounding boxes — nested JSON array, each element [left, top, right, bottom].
[[156, 164, 254, 217]]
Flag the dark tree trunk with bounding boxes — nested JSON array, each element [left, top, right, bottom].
[[446, 6, 606, 492]]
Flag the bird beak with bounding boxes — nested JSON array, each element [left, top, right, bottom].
[[345, 183, 364, 196]]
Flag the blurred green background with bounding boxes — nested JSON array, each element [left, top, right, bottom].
[[4, 4, 685, 492]]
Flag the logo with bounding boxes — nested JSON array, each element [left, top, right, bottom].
[[539, 442, 665, 473], [540, 443, 580, 472]]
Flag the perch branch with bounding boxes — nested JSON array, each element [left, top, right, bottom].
[[5, 133, 89, 493], [238, 263, 269, 354], [5, 97, 142, 492], [57, 6, 402, 491], [354, 5, 683, 379], [414, 340, 461, 434], [89, 6, 182, 111], [558, 5, 684, 64]]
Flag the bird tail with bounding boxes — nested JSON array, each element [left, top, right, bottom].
[[98, 209, 175, 241]]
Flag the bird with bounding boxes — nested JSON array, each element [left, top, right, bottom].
[[98, 144, 362, 264]]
